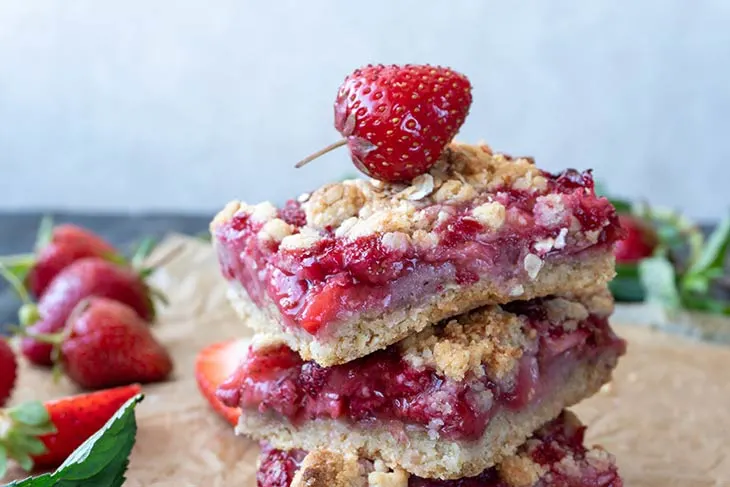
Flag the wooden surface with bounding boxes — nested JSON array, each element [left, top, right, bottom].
[[4, 235, 730, 486]]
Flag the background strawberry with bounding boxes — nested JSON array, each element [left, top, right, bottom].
[[614, 214, 658, 263], [59, 298, 173, 390], [19, 257, 159, 366], [0, 384, 142, 474], [297, 64, 473, 182], [27, 224, 122, 298], [0, 219, 122, 299], [0, 338, 17, 407]]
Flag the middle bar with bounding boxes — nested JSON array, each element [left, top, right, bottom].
[[217, 290, 625, 480]]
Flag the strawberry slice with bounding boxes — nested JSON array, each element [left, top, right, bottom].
[[195, 340, 248, 426]]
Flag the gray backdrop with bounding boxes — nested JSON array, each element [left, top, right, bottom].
[[1, 0, 728, 219]]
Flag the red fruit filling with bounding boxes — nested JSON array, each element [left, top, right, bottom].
[[256, 412, 623, 487], [217, 300, 625, 441], [215, 170, 622, 334]]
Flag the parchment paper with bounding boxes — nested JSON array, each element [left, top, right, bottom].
[[4, 235, 730, 486]]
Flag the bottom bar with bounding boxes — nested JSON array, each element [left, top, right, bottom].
[[257, 411, 623, 487]]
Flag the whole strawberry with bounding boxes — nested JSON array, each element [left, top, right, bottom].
[[20, 257, 159, 366], [28, 224, 121, 298], [0, 338, 17, 407], [615, 214, 658, 264], [0, 384, 141, 474], [0, 220, 121, 299], [58, 297, 173, 389], [297, 64, 473, 182]]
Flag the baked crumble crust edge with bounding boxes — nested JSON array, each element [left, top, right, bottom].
[[235, 349, 620, 480], [228, 250, 616, 367]]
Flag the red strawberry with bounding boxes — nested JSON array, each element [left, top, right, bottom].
[[297, 64, 473, 182], [0, 384, 142, 473], [0, 220, 122, 300], [27, 224, 121, 299], [195, 340, 248, 426], [58, 297, 173, 390], [19, 257, 158, 366], [0, 339, 17, 407], [614, 214, 658, 264]]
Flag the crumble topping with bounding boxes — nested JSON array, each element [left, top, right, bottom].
[[498, 455, 546, 487], [533, 194, 568, 228], [471, 201, 506, 229], [211, 142, 580, 251], [367, 469, 408, 487], [398, 292, 611, 381], [304, 181, 367, 230], [280, 228, 323, 250], [291, 449, 365, 487], [523, 253, 543, 280], [400, 305, 530, 381], [258, 219, 295, 242]]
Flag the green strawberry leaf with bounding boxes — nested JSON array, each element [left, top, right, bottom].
[[680, 293, 730, 315], [5, 394, 143, 487], [130, 237, 158, 269], [685, 215, 730, 278], [638, 256, 682, 309]]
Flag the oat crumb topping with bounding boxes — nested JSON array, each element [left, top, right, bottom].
[[498, 455, 546, 487]]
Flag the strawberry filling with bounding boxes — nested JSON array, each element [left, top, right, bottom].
[[215, 170, 622, 334], [217, 300, 625, 441], [256, 411, 623, 487]]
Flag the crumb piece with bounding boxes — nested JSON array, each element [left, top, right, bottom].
[[554, 228, 568, 249], [401, 173, 435, 201], [368, 469, 408, 487], [543, 298, 590, 323], [498, 455, 546, 487], [305, 182, 366, 229], [291, 450, 365, 487], [533, 237, 555, 254], [471, 202, 506, 230], [251, 202, 278, 223], [534, 194, 567, 227], [280, 228, 323, 250], [381, 232, 410, 252], [211, 201, 245, 230], [523, 253, 543, 280], [433, 179, 477, 203], [258, 219, 295, 242]]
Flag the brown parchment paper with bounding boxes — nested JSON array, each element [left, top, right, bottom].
[[4, 234, 730, 486]]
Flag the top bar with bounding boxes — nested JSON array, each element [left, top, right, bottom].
[[212, 142, 622, 366]]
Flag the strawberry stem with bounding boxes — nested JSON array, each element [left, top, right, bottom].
[[34, 215, 55, 252], [0, 263, 33, 306], [295, 139, 347, 168]]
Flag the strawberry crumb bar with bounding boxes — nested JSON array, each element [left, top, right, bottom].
[[257, 411, 622, 487], [212, 142, 622, 366], [217, 291, 625, 479]]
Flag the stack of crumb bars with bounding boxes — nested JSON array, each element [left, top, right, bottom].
[[211, 142, 626, 487]]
